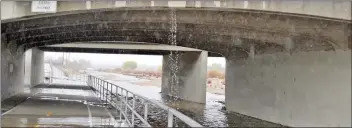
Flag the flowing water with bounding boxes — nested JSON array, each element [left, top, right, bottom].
[[91, 72, 284, 127]]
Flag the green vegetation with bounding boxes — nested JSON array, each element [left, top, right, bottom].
[[122, 61, 138, 70], [208, 70, 225, 79]]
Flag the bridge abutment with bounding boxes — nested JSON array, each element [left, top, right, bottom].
[[225, 50, 351, 127], [161, 51, 207, 104], [1, 41, 25, 101]]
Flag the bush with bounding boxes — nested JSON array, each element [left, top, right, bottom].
[[122, 61, 138, 70], [208, 70, 225, 79]]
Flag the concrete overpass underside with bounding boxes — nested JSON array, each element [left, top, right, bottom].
[[1, 7, 351, 127], [38, 42, 223, 57]]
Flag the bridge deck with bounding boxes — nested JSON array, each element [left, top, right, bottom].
[[1, 83, 123, 127]]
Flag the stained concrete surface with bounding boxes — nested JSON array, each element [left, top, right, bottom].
[[162, 51, 208, 103], [1, 82, 121, 127], [1, 87, 42, 114], [225, 50, 351, 127]]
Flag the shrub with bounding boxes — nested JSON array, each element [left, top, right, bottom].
[[122, 61, 138, 70], [208, 70, 225, 79]]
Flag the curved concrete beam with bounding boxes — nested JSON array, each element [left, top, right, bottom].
[[38, 42, 223, 57], [2, 7, 350, 59]]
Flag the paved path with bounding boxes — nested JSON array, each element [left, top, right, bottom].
[[1, 83, 122, 127], [1, 65, 129, 127]]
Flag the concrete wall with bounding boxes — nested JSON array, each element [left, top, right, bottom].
[[30, 48, 44, 87], [161, 51, 208, 103], [24, 49, 32, 88], [225, 50, 351, 127], [1, 41, 25, 101]]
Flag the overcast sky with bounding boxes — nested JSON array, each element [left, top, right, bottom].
[[45, 52, 226, 68]]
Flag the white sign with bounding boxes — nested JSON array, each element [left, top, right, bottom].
[[31, 1, 57, 13]]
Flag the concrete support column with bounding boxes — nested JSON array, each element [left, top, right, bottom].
[[161, 51, 207, 103], [1, 41, 25, 100], [225, 50, 351, 127], [30, 48, 44, 87], [24, 49, 32, 87]]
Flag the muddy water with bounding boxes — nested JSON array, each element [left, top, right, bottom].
[[92, 72, 284, 127]]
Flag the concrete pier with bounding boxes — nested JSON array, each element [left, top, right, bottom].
[[161, 51, 208, 104], [1, 41, 25, 100], [30, 48, 44, 87], [225, 50, 351, 127]]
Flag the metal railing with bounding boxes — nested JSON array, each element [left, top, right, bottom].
[[46, 69, 88, 85], [87, 75, 203, 127]]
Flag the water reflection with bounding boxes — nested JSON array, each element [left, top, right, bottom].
[[39, 88, 90, 97], [2, 115, 118, 127]]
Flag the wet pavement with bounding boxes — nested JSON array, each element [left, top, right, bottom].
[[1, 82, 124, 127]]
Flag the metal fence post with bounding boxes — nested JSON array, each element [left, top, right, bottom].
[[93, 76, 95, 88], [144, 103, 148, 120], [125, 90, 128, 122], [132, 94, 135, 126], [110, 83, 113, 101], [100, 79, 102, 100], [115, 85, 119, 120], [97, 78, 99, 95], [102, 80, 104, 101], [102, 80, 105, 102], [87, 75, 90, 86], [95, 77, 97, 91], [168, 111, 173, 127], [92, 76, 94, 89], [107, 82, 109, 101], [105, 81, 108, 104], [120, 87, 123, 121]]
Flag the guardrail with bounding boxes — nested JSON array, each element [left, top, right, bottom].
[[87, 74, 203, 127]]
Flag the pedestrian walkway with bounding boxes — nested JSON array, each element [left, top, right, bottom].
[[1, 82, 122, 127]]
